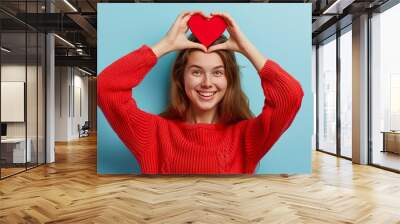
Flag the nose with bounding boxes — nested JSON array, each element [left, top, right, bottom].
[[201, 74, 212, 88]]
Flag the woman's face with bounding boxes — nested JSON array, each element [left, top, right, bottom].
[[183, 50, 228, 113]]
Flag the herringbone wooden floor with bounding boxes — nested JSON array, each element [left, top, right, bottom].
[[1, 134, 400, 224]]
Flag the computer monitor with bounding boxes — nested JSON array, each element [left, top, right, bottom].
[[1, 123, 7, 137]]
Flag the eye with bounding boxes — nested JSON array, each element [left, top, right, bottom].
[[191, 70, 201, 76], [213, 70, 224, 76]]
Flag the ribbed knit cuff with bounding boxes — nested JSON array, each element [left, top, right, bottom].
[[258, 59, 279, 81], [133, 44, 158, 67]]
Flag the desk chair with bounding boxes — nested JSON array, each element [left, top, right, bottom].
[[78, 121, 90, 138]]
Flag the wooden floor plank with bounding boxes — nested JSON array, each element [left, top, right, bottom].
[[0, 134, 399, 223]]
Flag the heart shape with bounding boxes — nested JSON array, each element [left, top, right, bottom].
[[187, 13, 227, 48]]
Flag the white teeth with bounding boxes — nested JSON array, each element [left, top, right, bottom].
[[197, 91, 216, 97]]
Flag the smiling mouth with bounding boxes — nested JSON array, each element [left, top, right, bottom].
[[197, 91, 217, 98]]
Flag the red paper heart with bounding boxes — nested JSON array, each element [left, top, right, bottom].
[[188, 13, 227, 48]]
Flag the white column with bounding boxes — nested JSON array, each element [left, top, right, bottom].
[[46, 1, 55, 163], [352, 14, 369, 164]]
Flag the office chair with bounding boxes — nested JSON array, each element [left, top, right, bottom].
[[79, 121, 90, 138]]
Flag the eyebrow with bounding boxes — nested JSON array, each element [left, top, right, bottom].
[[187, 65, 225, 70]]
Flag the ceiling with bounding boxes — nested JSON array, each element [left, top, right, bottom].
[[0, 0, 392, 73]]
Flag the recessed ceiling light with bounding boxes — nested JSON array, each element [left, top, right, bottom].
[[78, 67, 93, 76], [322, 0, 354, 15], [63, 0, 78, 12], [54, 34, 75, 48], [1, 47, 11, 53]]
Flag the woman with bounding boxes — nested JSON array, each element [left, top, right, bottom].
[[97, 11, 304, 174]]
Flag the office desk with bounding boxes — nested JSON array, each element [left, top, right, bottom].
[[381, 131, 400, 154], [1, 138, 32, 163]]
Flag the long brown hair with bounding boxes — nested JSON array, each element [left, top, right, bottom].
[[159, 34, 254, 125]]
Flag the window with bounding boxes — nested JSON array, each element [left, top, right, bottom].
[[339, 27, 352, 158], [371, 3, 400, 171]]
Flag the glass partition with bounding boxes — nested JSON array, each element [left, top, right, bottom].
[[317, 35, 337, 155], [1, 30, 28, 177], [0, 1, 46, 179]]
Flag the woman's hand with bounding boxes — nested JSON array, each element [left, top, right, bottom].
[[207, 12, 267, 72], [152, 11, 207, 58], [207, 12, 249, 54]]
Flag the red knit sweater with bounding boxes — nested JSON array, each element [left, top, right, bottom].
[[97, 45, 304, 174]]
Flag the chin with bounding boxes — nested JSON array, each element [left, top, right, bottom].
[[195, 102, 217, 111], [194, 97, 222, 111]]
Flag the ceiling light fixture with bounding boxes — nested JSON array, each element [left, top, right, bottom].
[[322, 0, 354, 15], [323, 0, 342, 14], [78, 67, 93, 76], [54, 34, 75, 48], [63, 0, 78, 12], [1, 47, 11, 53]]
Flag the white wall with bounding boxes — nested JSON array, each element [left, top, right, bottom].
[[54, 67, 89, 141], [1, 65, 39, 137], [1, 63, 46, 164], [55, 66, 69, 141], [73, 72, 89, 138]]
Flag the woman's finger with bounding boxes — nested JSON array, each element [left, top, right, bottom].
[[182, 12, 198, 33], [182, 11, 196, 24], [175, 11, 189, 25], [222, 14, 234, 27], [182, 10, 208, 25], [172, 11, 190, 31], [207, 42, 228, 52], [188, 42, 207, 52], [178, 11, 190, 19]]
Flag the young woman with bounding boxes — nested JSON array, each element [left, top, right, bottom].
[[97, 11, 304, 174]]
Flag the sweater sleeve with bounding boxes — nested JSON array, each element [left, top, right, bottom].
[[97, 45, 158, 160], [244, 59, 304, 166]]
